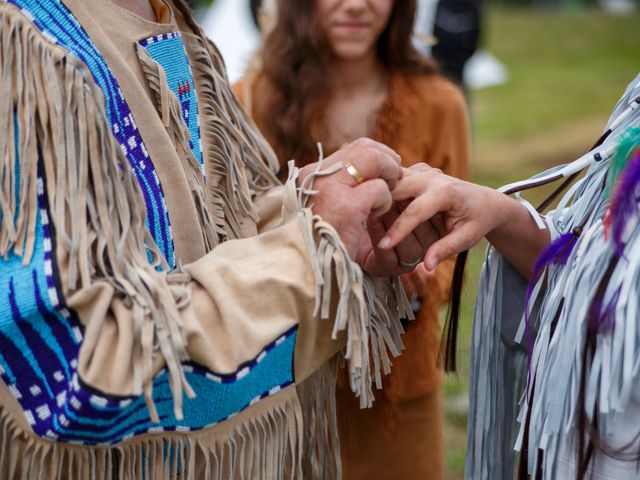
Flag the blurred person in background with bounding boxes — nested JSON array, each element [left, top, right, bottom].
[[233, 0, 470, 478], [430, 0, 482, 86]]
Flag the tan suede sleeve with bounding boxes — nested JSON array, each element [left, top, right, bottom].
[[67, 157, 363, 402], [1, 11, 344, 404], [184, 214, 346, 381], [73, 215, 343, 396]]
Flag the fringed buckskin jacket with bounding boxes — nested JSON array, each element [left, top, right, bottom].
[[0, 1, 410, 478]]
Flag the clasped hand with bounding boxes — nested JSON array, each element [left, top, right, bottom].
[[303, 138, 545, 281], [300, 138, 443, 277]]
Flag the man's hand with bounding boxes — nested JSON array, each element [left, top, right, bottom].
[[355, 200, 440, 276], [301, 142, 446, 277], [300, 138, 401, 259]]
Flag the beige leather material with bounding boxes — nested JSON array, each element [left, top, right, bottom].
[[0, 380, 305, 479], [0, 2, 409, 476]]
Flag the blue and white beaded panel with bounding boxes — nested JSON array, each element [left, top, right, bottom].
[[12, 0, 176, 267], [0, 0, 298, 446], [139, 32, 204, 172]]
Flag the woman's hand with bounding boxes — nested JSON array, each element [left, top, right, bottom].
[[378, 164, 502, 270], [378, 164, 550, 278], [356, 200, 440, 277]]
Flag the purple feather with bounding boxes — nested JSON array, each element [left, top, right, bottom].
[[523, 230, 580, 393], [607, 148, 640, 257], [589, 285, 621, 334], [525, 230, 580, 310]]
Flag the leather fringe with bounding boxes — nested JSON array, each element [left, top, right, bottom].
[[0, 3, 193, 421], [297, 359, 342, 480], [186, 31, 281, 242], [0, 382, 303, 480], [135, 44, 218, 252], [289, 157, 411, 408]]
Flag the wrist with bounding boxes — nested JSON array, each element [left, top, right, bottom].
[[485, 189, 539, 248], [480, 186, 511, 234]]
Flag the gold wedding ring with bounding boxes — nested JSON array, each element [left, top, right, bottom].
[[344, 162, 365, 184]]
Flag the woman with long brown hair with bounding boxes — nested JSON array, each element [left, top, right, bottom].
[[234, 1, 470, 478]]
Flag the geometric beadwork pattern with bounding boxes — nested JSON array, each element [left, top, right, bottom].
[[139, 32, 204, 173], [65, 327, 297, 445], [0, 161, 83, 442], [12, 0, 175, 268], [0, 0, 298, 445], [49, 327, 296, 445]]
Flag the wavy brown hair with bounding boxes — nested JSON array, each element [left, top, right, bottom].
[[251, 0, 437, 169]]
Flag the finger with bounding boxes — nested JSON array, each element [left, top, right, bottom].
[[430, 214, 447, 238], [379, 193, 448, 250], [414, 263, 436, 282], [354, 178, 393, 218], [405, 163, 435, 174], [344, 141, 402, 190], [393, 199, 438, 249], [424, 222, 479, 271], [390, 171, 436, 202], [413, 223, 441, 252], [367, 214, 399, 270], [350, 137, 401, 165], [380, 207, 424, 269], [396, 197, 446, 248]]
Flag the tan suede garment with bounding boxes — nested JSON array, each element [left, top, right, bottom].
[[0, 1, 412, 477]]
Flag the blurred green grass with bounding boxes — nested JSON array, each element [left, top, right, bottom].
[[443, 8, 640, 479], [473, 8, 640, 145]]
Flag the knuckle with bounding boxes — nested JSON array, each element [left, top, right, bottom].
[[372, 178, 390, 196], [351, 137, 372, 149], [440, 179, 456, 198], [360, 146, 378, 164], [412, 162, 430, 172], [404, 200, 420, 217], [418, 169, 431, 180]]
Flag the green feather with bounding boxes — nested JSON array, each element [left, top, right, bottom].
[[606, 128, 640, 198]]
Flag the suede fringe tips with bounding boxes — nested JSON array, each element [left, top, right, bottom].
[[0, 382, 304, 480], [186, 31, 281, 243], [292, 161, 412, 409], [0, 3, 193, 422], [136, 44, 218, 252], [297, 360, 342, 480]]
